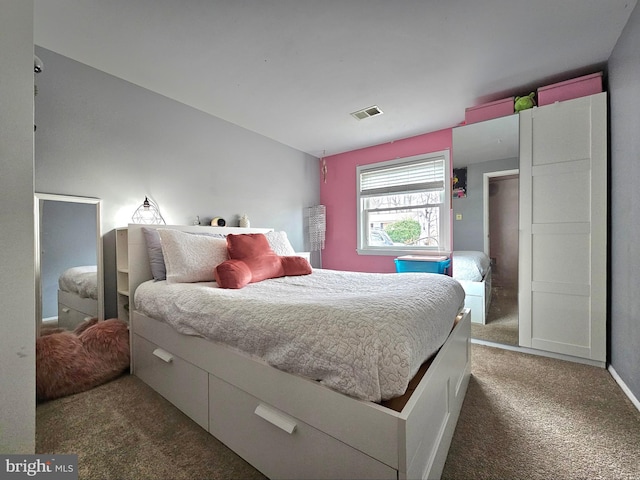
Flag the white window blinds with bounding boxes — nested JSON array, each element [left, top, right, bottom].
[[359, 158, 445, 197]]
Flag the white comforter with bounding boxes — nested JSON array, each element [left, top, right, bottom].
[[58, 265, 98, 299], [134, 269, 465, 402]]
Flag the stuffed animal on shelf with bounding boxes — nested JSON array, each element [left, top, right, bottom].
[[514, 92, 536, 112], [36, 318, 130, 401]]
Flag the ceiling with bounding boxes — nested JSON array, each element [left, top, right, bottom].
[[34, 0, 636, 158]]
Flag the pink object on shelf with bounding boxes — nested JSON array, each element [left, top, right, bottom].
[[465, 97, 515, 125], [537, 72, 603, 106]]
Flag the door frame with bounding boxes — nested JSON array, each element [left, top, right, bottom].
[[483, 169, 519, 255]]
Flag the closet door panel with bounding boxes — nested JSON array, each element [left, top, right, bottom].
[[532, 232, 590, 284], [532, 169, 591, 223], [531, 291, 591, 358], [519, 92, 606, 363], [531, 102, 591, 166]]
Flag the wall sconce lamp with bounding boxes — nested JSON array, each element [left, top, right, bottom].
[[132, 196, 166, 224]]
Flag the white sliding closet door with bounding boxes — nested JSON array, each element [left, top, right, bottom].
[[519, 93, 607, 363]]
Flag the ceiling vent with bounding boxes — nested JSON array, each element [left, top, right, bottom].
[[350, 105, 383, 120]]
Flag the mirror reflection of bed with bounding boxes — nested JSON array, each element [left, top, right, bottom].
[[452, 114, 519, 347], [36, 193, 104, 333]]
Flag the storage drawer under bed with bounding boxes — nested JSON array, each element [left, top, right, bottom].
[[57, 303, 94, 330], [131, 309, 471, 480], [132, 334, 209, 430], [208, 373, 397, 480]]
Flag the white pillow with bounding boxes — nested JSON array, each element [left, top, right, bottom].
[[265, 231, 296, 256], [158, 229, 228, 283]]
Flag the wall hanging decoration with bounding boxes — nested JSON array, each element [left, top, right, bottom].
[[306, 205, 326, 251], [131, 196, 166, 224], [320, 150, 328, 184], [321, 158, 328, 183], [453, 168, 467, 198]]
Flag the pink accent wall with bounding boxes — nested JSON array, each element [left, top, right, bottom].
[[320, 128, 453, 272]]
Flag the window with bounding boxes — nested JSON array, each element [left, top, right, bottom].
[[357, 150, 451, 255]]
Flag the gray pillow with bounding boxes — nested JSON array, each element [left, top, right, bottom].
[[142, 227, 166, 281]]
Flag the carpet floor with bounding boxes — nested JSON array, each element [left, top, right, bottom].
[[37, 344, 640, 479], [442, 345, 640, 479], [471, 285, 519, 346]]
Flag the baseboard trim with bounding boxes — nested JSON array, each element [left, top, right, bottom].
[[608, 365, 640, 413], [470, 339, 606, 368]]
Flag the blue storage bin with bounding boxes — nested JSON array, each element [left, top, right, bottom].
[[394, 257, 451, 274]]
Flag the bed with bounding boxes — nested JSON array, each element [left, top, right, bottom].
[[128, 224, 471, 480], [451, 251, 492, 325], [57, 265, 98, 330]]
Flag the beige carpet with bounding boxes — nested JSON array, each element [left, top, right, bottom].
[[443, 345, 640, 480], [36, 375, 266, 480], [37, 345, 640, 479], [471, 285, 519, 346]]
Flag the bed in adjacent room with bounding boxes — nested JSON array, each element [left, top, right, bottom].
[[128, 224, 471, 480], [57, 265, 98, 329], [451, 250, 492, 324]]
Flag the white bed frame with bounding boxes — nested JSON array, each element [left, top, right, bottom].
[[128, 224, 471, 480], [458, 267, 492, 325], [57, 289, 98, 330]]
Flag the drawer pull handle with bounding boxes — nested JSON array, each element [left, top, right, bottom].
[[61, 307, 70, 313], [254, 404, 297, 434], [152, 348, 174, 363]]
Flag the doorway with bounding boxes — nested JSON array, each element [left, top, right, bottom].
[[475, 170, 519, 346], [489, 174, 519, 288]]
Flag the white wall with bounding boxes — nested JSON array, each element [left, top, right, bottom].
[[0, 0, 36, 453], [34, 47, 320, 318], [608, 2, 640, 402]]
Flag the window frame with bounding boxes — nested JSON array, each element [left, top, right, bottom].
[[356, 150, 452, 256]]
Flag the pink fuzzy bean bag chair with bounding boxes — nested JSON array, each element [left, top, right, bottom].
[[36, 318, 130, 402]]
